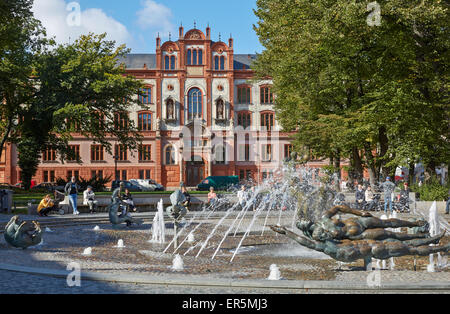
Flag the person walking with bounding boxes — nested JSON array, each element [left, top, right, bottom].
[[381, 177, 396, 213], [83, 186, 98, 214], [37, 194, 58, 217], [65, 176, 80, 215]]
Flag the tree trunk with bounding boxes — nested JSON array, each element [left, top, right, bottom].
[[0, 117, 13, 162], [351, 147, 364, 184]]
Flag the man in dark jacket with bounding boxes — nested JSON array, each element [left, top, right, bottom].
[[355, 185, 365, 210], [65, 177, 80, 215]]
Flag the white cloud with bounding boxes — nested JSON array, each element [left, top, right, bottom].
[[32, 0, 132, 46], [136, 0, 175, 37]]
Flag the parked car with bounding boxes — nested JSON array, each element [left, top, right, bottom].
[[129, 179, 164, 191], [197, 176, 240, 191], [111, 180, 143, 192], [31, 182, 65, 193]]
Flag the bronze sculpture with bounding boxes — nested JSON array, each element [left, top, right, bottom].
[[108, 183, 143, 227], [4, 216, 43, 249], [270, 205, 449, 268]]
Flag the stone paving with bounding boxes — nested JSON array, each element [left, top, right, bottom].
[[0, 211, 449, 294]]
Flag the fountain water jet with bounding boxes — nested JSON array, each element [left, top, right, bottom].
[[150, 199, 166, 244]]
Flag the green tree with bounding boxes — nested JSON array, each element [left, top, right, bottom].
[[17, 33, 144, 189], [0, 0, 47, 159], [253, 0, 449, 186]]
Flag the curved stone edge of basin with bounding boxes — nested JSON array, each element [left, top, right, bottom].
[[0, 263, 449, 292]]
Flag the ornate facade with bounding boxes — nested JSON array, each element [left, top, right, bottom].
[[0, 26, 299, 188]]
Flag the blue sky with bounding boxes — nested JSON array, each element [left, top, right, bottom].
[[32, 0, 264, 54]]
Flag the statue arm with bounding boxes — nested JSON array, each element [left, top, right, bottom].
[[270, 225, 324, 252], [324, 205, 372, 218]]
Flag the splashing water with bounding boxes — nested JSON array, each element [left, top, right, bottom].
[[171, 254, 184, 271], [82, 247, 92, 256], [268, 264, 281, 280], [150, 199, 166, 244], [115, 239, 125, 248]]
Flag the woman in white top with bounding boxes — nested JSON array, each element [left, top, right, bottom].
[[83, 186, 98, 214]]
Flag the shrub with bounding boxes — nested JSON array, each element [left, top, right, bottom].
[[410, 179, 449, 201]]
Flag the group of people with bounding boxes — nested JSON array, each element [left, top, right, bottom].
[[354, 177, 411, 213], [37, 176, 137, 217]]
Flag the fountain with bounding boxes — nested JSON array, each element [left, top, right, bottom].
[[82, 247, 92, 256], [93, 226, 100, 231], [171, 254, 184, 271], [268, 264, 281, 280], [150, 199, 166, 244], [114, 239, 125, 248]]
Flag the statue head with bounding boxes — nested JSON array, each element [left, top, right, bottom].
[[296, 219, 314, 238]]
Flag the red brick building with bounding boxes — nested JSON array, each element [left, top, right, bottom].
[[0, 26, 308, 188]]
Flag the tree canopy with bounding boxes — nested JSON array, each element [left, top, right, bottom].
[[253, 0, 449, 185]]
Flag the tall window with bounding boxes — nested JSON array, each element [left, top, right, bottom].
[[214, 55, 226, 70], [43, 170, 55, 183], [139, 170, 152, 180], [139, 145, 152, 161], [284, 144, 293, 160], [260, 86, 274, 104], [42, 147, 57, 162], [91, 170, 103, 179], [67, 170, 79, 180], [114, 112, 129, 131], [138, 112, 152, 131], [139, 88, 152, 105], [261, 144, 272, 162], [215, 145, 226, 164], [164, 55, 176, 70], [237, 86, 251, 104], [165, 145, 176, 165], [187, 48, 203, 65], [188, 88, 202, 120], [114, 145, 128, 161], [237, 112, 252, 129], [67, 145, 80, 162], [91, 145, 104, 161], [261, 112, 275, 131]]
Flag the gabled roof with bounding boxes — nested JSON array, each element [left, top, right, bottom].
[[118, 54, 157, 70]]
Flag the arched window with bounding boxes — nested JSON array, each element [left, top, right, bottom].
[[138, 112, 152, 131], [261, 112, 275, 131], [237, 111, 252, 129], [214, 56, 225, 70], [260, 86, 274, 104], [188, 88, 202, 120], [165, 145, 176, 165], [170, 56, 176, 70], [220, 56, 225, 70]]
